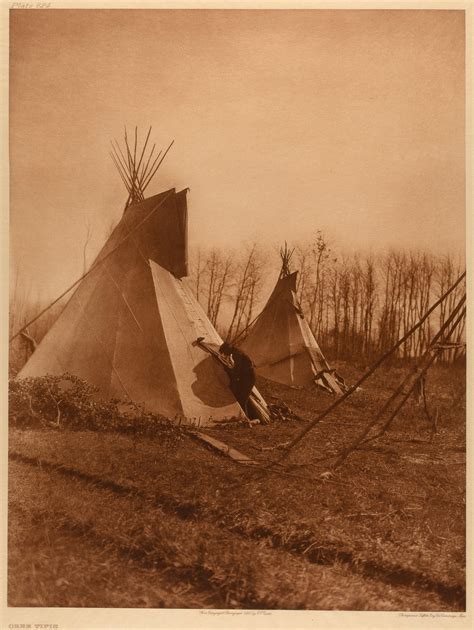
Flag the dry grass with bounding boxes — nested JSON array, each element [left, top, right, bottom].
[[9, 459, 448, 610], [8, 362, 465, 610]]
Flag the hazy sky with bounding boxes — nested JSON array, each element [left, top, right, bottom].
[[10, 9, 465, 299]]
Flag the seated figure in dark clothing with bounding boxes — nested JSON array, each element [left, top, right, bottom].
[[219, 342, 256, 417]]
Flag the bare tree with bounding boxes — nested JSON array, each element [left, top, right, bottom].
[[185, 242, 464, 363], [189, 247, 205, 303], [329, 263, 342, 359], [377, 250, 404, 355], [294, 244, 311, 305], [435, 253, 466, 362], [205, 249, 234, 327], [360, 254, 377, 357], [227, 244, 266, 340], [307, 231, 331, 337]]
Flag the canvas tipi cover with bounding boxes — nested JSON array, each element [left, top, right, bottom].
[[18, 188, 251, 426], [239, 271, 344, 394]]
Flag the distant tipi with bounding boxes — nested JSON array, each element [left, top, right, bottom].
[[18, 130, 269, 426], [238, 245, 345, 394]]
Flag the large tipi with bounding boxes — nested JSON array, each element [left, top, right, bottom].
[[18, 131, 269, 426], [238, 246, 345, 394]]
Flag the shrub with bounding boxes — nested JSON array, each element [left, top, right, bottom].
[[9, 374, 184, 447]]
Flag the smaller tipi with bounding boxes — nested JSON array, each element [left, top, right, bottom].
[[238, 245, 345, 394]]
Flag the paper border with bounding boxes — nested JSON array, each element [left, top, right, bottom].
[[1, 2, 471, 629]]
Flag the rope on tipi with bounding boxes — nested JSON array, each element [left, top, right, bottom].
[[9, 190, 176, 344]]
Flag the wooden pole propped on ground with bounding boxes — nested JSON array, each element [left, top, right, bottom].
[[274, 271, 466, 464], [331, 295, 466, 468]]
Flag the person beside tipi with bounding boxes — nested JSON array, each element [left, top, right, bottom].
[[219, 342, 256, 417], [15, 129, 271, 427]]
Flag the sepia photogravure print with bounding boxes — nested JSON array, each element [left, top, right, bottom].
[[3, 3, 470, 628]]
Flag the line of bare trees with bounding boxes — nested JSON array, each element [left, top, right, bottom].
[[9, 234, 465, 376], [190, 235, 466, 363]]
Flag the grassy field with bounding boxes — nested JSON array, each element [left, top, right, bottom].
[[8, 361, 466, 610]]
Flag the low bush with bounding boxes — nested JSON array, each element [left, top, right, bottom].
[[9, 374, 184, 447]]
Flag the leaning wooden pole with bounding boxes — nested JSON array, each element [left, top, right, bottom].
[[139, 146, 160, 189], [142, 140, 175, 192], [110, 128, 174, 209], [133, 126, 152, 191], [139, 144, 157, 185], [276, 271, 466, 460], [372, 307, 465, 433], [332, 294, 466, 467], [9, 190, 176, 344]]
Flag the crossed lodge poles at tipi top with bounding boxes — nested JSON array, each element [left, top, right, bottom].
[[17, 129, 269, 427], [18, 187, 271, 427], [16, 129, 341, 426]]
